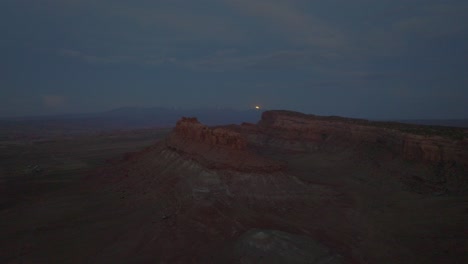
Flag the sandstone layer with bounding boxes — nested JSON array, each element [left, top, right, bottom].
[[256, 110, 467, 164], [166, 117, 285, 173], [237, 110, 467, 193], [164, 112, 467, 193]]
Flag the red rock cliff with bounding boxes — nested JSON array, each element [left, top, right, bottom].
[[169, 117, 247, 150], [166, 117, 285, 173], [257, 110, 468, 166]]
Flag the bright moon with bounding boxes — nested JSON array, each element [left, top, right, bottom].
[[255, 106, 261, 110]]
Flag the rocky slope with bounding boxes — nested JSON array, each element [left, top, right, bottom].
[[236, 110, 468, 194], [86, 115, 365, 262]]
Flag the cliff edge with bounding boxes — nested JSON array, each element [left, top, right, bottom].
[[166, 117, 285, 173], [257, 110, 468, 166]]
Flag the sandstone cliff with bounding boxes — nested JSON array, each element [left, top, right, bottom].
[[256, 110, 468, 165], [166, 117, 285, 172], [169, 117, 247, 150], [163, 111, 467, 193], [244, 110, 468, 193]]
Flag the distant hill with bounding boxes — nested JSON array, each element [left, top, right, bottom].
[[0, 107, 262, 140], [2, 108, 467, 140], [395, 119, 468, 128], [100, 107, 261, 126]]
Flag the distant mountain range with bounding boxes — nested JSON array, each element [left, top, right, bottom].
[[100, 107, 262, 126], [3, 107, 263, 126], [0, 107, 263, 139], [1, 107, 466, 140]]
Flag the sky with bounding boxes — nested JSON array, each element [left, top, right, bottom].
[[1, 0, 468, 119]]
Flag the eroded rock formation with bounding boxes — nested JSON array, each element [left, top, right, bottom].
[[234, 110, 467, 194], [166, 117, 285, 173], [86, 110, 468, 263], [254, 110, 468, 166], [169, 117, 247, 150]]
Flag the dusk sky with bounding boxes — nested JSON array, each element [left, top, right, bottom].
[[1, 0, 468, 119]]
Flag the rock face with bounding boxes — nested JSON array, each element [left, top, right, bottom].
[[163, 112, 467, 192], [240, 110, 467, 194], [166, 117, 285, 173], [169, 117, 248, 150], [255, 110, 468, 166]]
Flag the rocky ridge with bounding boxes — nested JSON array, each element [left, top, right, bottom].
[[169, 117, 248, 150], [240, 110, 468, 193], [247, 110, 468, 165], [166, 117, 285, 173], [165, 112, 467, 189]]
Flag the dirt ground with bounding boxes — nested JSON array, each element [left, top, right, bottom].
[[0, 129, 170, 210]]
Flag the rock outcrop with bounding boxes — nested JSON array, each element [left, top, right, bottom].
[[255, 110, 468, 166], [241, 110, 468, 193], [163, 112, 467, 192], [169, 117, 248, 150], [166, 117, 285, 173]]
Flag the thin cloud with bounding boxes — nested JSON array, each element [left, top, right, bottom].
[[174, 50, 319, 72], [224, 0, 346, 49], [42, 95, 66, 108], [58, 49, 166, 65], [107, 4, 247, 45], [392, 3, 468, 38]]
